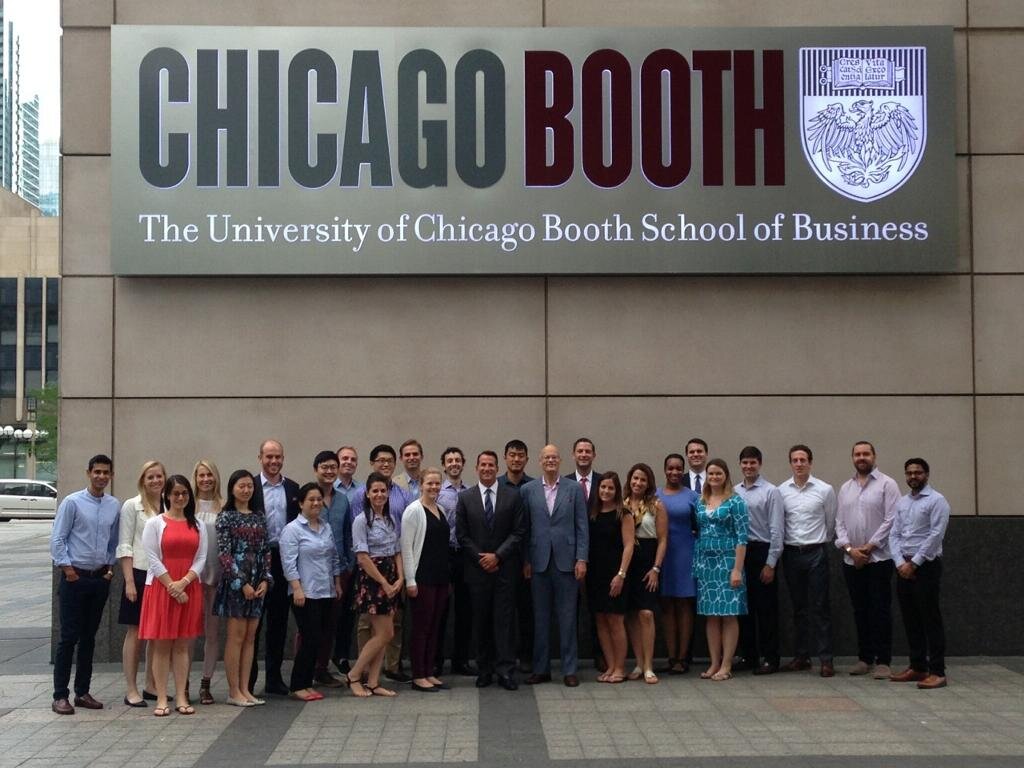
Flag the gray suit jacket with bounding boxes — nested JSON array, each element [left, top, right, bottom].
[[521, 476, 589, 573]]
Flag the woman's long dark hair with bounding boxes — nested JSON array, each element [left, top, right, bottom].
[[163, 474, 198, 530], [588, 471, 624, 521], [223, 469, 262, 513], [363, 471, 394, 528]]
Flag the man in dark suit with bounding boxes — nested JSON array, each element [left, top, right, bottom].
[[456, 451, 527, 690], [564, 437, 603, 671], [683, 437, 709, 493], [522, 444, 589, 687], [249, 439, 300, 695]]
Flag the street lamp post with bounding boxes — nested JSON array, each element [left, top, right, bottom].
[[0, 426, 50, 479]]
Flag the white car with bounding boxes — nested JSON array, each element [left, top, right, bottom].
[[0, 479, 59, 520]]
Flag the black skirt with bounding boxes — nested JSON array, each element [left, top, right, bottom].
[[117, 567, 148, 625], [626, 538, 660, 612], [354, 556, 400, 616]]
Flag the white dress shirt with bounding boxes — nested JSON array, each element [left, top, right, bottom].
[[779, 475, 837, 546]]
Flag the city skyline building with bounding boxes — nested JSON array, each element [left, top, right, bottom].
[[0, 1, 41, 209]]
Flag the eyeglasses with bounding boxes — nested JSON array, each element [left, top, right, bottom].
[[372, 458, 395, 465]]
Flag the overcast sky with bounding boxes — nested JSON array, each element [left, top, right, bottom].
[[6, 0, 60, 142]]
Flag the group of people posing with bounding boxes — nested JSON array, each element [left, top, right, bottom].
[[48, 436, 951, 716]]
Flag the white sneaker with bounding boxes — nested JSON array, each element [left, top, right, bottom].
[[849, 661, 872, 675], [872, 664, 892, 680]]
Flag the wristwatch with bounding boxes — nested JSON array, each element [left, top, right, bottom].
[[652, 565, 661, 573], [844, 546, 852, 554]]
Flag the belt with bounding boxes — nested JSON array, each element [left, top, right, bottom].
[[785, 542, 826, 553], [72, 566, 110, 578], [747, 540, 771, 547]]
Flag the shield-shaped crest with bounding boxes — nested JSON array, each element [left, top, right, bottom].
[[799, 47, 926, 202]]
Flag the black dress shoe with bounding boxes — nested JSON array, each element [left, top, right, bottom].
[[753, 662, 779, 676], [497, 675, 518, 691], [475, 673, 493, 688], [332, 658, 350, 675], [563, 675, 580, 687], [411, 682, 440, 693], [52, 698, 75, 715], [453, 662, 477, 676], [385, 669, 412, 683], [732, 657, 753, 672], [525, 673, 552, 685], [264, 681, 290, 696], [74, 693, 104, 710]]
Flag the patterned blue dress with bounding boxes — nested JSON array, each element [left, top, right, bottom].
[[692, 495, 749, 616], [213, 509, 273, 619]]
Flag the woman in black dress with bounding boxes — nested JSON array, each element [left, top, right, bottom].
[[587, 472, 635, 683]]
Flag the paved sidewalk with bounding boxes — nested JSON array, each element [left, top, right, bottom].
[[2, 521, 1022, 768]]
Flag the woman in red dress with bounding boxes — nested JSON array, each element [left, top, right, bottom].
[[139, 475, 208, 716]]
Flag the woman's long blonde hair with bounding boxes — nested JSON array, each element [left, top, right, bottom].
[[192, 459, 223, 510], [136, 460, 167, 515]]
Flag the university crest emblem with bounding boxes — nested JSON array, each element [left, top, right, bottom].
[[799, 47, 926, 202]]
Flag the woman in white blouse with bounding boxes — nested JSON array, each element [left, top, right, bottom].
[[116, 460, 165, 707], [192, 459, 223, 706]]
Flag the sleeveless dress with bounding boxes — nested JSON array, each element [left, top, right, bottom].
[[692, 495, 749, 616], [586, 509, 627, 614], [657, 487, 698, 598], [138, 517, 204, 639]]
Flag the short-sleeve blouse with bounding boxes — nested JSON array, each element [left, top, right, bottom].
[[352, 512, 400, 557]]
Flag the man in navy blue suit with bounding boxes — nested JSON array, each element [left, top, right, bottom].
[[521, 444, 589, 687]]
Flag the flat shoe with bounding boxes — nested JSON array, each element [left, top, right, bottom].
[[225, 697, 255, 707], [644, 670, 659, 684], [153, 706, 171, 717], [627, 667, 643, 681], [124, 696, 147, 708], [142, 689, 158, 701], [176, 704, 195, 715]]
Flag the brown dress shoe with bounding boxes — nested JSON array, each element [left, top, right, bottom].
[[563, 675, 580, 687], [782, 657, 812, 672], [820, 662, 835, 678], [52, 698, 75, 715], [917, 674, 947, 689], [890, 667, 928, 683], [525, 673, 552, 685], [73, 693, 104, 710]]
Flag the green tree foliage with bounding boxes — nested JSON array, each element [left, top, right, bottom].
[[28, 383, 58, 464]]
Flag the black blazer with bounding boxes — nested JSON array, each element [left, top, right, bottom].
[[456, 484, 527, 585], [564, 470, 602, 505], [250, 473, 301, 525], [683, 472, 705, 492]]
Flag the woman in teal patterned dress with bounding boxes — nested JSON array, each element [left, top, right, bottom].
[[693, 459, 748, 681]]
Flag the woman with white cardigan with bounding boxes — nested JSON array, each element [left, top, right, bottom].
[[400, 468, 451, 693]]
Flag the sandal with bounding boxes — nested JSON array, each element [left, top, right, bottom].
[[711, 671, 733, 681], [348, 679, 372, 698], [627, 666, 643, 681], [199, 678, 214, 705], [367, 684, 397, 697], [606, 674, 626, 684], [153, 706, 171, 717], [290, 691, 317, 702], [176, 704, 195, 715], [700, 668, 719, 679], [644, 670, 659, 684]]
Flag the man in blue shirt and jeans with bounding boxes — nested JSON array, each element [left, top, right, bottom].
[[49, 454, 121, 714]]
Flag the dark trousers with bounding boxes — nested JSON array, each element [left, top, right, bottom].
[[53, 572, 110, 700], [740, 541, 779, 666], [317, 571, 352, 671], [843, 559, 894, 665], [782, 543, 833, 663], [251, 547, 289, 689], [290, 597, 333, 691], [516, 575, 533, 666], [333, 570, 357, 661], [410, 584, 448, 679], [434, 548, 472, 671], [896, 558, 945, 676], [469, 567, 519, 678]]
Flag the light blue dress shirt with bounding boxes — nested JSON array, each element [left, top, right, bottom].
[[349, 483, 410, 538], [889, 485, 950, 566], [261, 473, 287, 545], [280, 514, 341, 598], [50, 488, 121, 569], [322, 488, 354, 573], [734, 477, 786, 568], [437, 479, 467, 548], [351, 512, 400, 557]]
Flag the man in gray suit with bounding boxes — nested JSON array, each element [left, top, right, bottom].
[[456, 451, 527, 691], [521, 444, 589, 687]]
